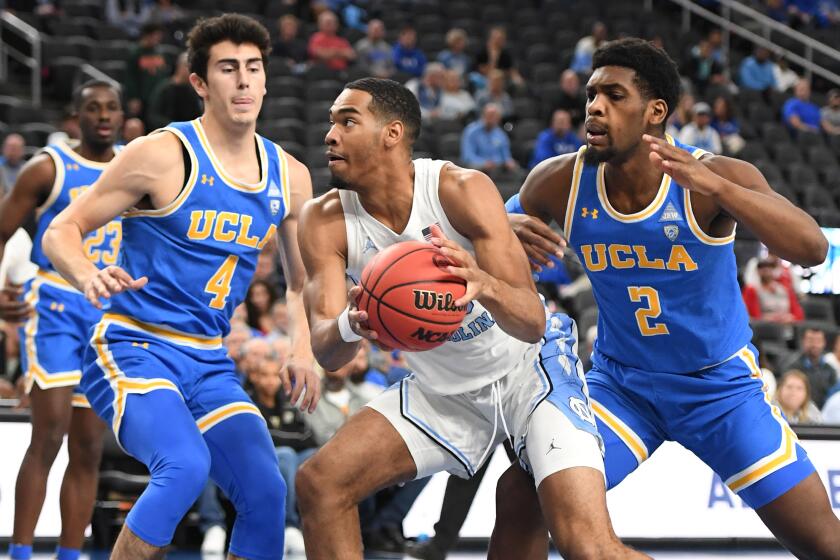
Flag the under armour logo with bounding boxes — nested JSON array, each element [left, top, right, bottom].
[[546, 438, 562, 455], [201, 174, 215, 186], [581, 207, 598, 219]]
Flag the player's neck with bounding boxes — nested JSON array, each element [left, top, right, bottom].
[[355, 158, 416, 233], [200, 113, 255, 156], [75, 142, 115, 163], [604, 142, 664, 198]]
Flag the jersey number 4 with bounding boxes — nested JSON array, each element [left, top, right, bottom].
[[627, 286, 669, 336], [206, 255, 239, 309]]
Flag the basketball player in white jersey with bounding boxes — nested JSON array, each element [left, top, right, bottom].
[[296, 78, 647, 559]]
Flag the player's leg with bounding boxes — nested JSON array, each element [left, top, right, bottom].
[[58, 398, 107, 552], [11, 385, 74, 553], [111, 390, 212, 559], [488, 464, 548, 560]]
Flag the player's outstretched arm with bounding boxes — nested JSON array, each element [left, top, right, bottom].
[[435, 166, 545, 343], [43, 132, 183, 307], [299, 192, 373, 371], [276, 156, 320, 412], [0, 154, 55, 321], [645, 134, 828, 267]]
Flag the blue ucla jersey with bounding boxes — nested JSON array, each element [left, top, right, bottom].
[[565, 135, 752, 373], [32, 142, 122, 272], [109, 119, 289, 338]]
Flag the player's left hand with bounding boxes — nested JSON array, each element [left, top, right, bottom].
[[283, 358, 321, 413], [644, 134, 721, 197], [428, 224, 491, 307]]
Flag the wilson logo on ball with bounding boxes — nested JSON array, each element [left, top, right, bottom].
[[413, 290, 466, 312]]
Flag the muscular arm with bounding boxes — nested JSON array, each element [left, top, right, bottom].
[[298, 192, 360, 371], [43, 131, 184, 293], [439, 166, 545, 343]]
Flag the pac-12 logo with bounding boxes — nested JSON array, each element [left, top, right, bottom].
[[413, 290, 467, 312]]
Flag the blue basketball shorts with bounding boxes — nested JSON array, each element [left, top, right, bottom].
[[587, 345, 815, 509]]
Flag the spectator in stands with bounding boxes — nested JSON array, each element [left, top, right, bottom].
[[105, 0, 151, 38], [273, 14, 309, 67], [437, 28, 471, 77], [354, 19, 394, 78], [742, 256, 804, 327], [821, 88, 840, 135], [240, 337, 273, 384], [46, 110, 81, 146], [147, 0, 183, 26], [765, 0, 789, 22], [787, 0, 840, 27], [308, 10, 356, 71], [245, 279, 279, 336], [823, 390, 840, 423], [439, 69, 476, 121], [270, 300, 289, 337], [783, 78, 821, 133], [147, 52, 202, 130], [774, 370, 823, 424], [125, 22, 170, 121], [666, 92, 695, 136], [544, 69, 587, 126], [224, 323, 251, 377], [780, 328, 838, 408], [406, 62, 445, 120], [680, 38, 725, 97], [475, 27, 523, 88], [0, 133, 25, 192], [678, 102, 723, 154], [739, 46, 777, 92], [460, 103, 518, 174], [474, 70, 514, 120], [529, 109, 582, 169], [827, 333, 840, 378], [711, 95, 745, 154], [570, 21, 608, 74], [705, 28, 726, 65], [773, 56, 800, 93], [393, 25, 426, 78], [122, 117, 146, 143]]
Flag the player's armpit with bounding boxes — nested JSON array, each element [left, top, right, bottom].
[[0, 153, 55, 243], [517, 152, 578, 227]]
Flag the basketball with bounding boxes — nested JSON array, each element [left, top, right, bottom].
[[357, 241, 468, 351]]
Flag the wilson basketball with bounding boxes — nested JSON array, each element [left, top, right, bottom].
[[358, 241, 468, 351]]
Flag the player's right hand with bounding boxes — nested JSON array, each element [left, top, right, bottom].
[[508, 214, 566, 272], [346, 285, 392, 350], [84, 266, 148, 309], [0, 282, 31, 323]]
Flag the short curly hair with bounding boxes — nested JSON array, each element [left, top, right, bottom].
[[345, 78, 421, 146], [187, 14, 271, 82], [592, 38, 681, 125]]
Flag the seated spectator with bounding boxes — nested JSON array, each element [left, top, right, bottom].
[[240, 337, 273, 385], [704, 28, 726, 65], [765, 0, 789, 22], [773, 56, 800, 93], [680, 38, 725, 97], [147, 52, 202, 131], [393, 25, 427, 78], [739, 46, 776, 92], [308, 10, 356, 71], [354, 19, 394, 78], [105, 0, 151, 38], [529, 109, 582, 169], [270, 300, 289, 337], [711, 96, 745, 154], [273, 14, 309, 67], [780, 328, 838, 408], [46, 110, 81, 147], [147, 0, 183, 26], [245, 279, 278, 336], [823, 390, 840, 424], [570, 21, 608, 74], [122, 118, 146, 143], [437, 28, 471, 77], [125, 22, 170, 120], [774, 370, 823, 424], [460, 103, 518, 174], [439, 70, 476, 121], [783, 79, 821, 133], [474, 70, 514, 120], [224, 323, 251, 378], [827, 332, 840, 379], [821, 88, 840, 135], [0, 134, 25, 192], [677, 102, 723, 154], [474, 26, 523, 88], [544, 69, 587, 126], [666, 92, 695, 137], [787, 0, 840, 27], [406, 63, 445, 120], [743, 257, 804, 335]]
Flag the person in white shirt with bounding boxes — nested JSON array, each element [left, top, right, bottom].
[[438, 70, 476, 121], [678, 101, 722, 154]]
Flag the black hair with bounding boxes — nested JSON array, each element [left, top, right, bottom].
[[592, 37, 681, 123], [187, 14, 272, 81], [140, 22, 164, 38], [72, 79, 122, 111], [344, 77, 421, 146]]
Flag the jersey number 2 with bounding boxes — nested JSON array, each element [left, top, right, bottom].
[[627, 286, 669, 336], [206, 255, 238, 309]]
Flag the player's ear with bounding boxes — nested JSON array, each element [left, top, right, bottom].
[[189, 73, 208, 99], [648, 99, 668, 128], [383, 120, 404, 149]]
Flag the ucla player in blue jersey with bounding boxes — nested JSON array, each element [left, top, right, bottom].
[[41, 15, 320, 560], [0, 81, 123, 560], [489, 38, 840, 559]]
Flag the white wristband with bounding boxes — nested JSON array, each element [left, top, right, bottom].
[[337, 305, 363, 342]]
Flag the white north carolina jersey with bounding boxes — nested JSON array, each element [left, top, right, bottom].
[[341, 158, 539, 395]]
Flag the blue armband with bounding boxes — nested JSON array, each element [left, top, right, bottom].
[[505, 193, 525, 215]]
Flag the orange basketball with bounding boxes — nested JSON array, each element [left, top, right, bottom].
[[357, 241, 468, 351]]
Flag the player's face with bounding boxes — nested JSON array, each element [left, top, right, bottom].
[[583, 66, 666, 165], [326, 89, 385, 188], [77, 86, 123, 149], [194, 41, 266, 126]]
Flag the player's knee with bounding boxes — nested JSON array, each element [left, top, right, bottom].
[[151, 444, 211, 504], [249, 467, 287, 519], [28, 424, 67, 465], [68, 434, 105, 470], [496, 467, 540, 525], [297, 454, 346, 514]]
